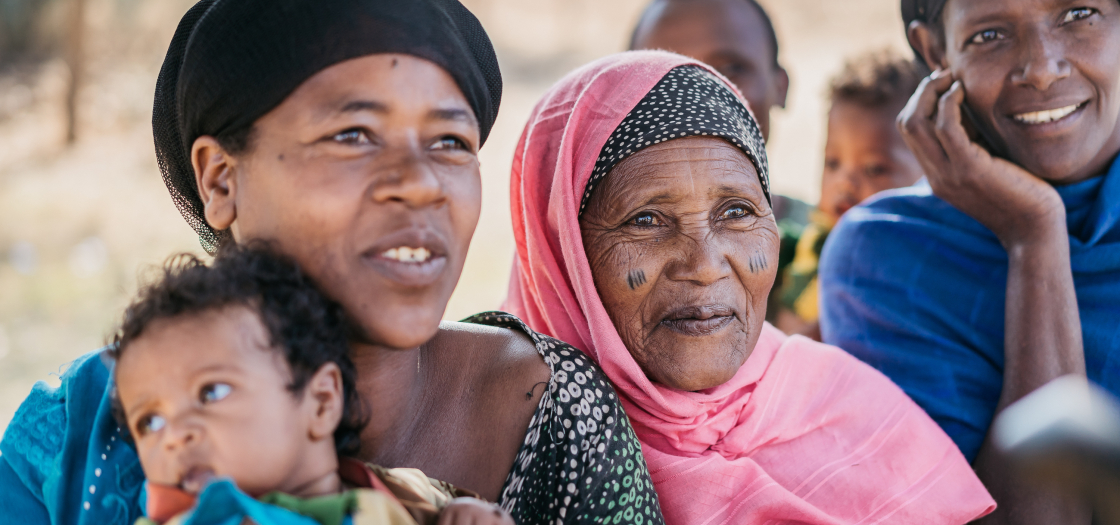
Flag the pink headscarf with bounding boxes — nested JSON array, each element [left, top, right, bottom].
[[503, 51, 994, 524]]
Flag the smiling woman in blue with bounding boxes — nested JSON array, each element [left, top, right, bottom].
[[819, 1, 1120, 523]]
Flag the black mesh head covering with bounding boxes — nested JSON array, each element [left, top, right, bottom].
[[901, 0, 948, 68], [153, 0, 503, 253], [579, 66, 770, 216]]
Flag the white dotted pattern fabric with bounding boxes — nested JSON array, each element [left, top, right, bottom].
[[580, 65, 770, 215]]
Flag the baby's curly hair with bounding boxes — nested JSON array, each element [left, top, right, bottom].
[[109, 244, 367, 456], [829, 50, 923, 112]]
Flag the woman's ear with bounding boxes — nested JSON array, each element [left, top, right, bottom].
[[304, 362, 344, 442], [191, 136, 239, 234], [908, 20, 949, 72], [773, 65, 790, 110]]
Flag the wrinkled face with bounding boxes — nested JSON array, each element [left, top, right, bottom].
[[116, 307, 323, 497], [933, 0, 1120, 182], [820, 101, 923, 219], [631, 0, 787, 140], [580, 137, 778, 392], [205, 54, 482, 349]]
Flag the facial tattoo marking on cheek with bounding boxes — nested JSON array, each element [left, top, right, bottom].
[[627, 269, 648, 290], [748, 252, 769, 274]]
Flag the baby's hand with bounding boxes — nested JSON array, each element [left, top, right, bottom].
[[437, 497, 515, 525]]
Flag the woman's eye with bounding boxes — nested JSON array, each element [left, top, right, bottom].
[[1063, 7, 1097, 23], [630, 212, 663, 227], [331, 129, 371, 145], [199, 383, 232, 404], [431, 136, 467, 151], [720, 205, 751, 220], [136, 414, 166, 436], [969, 29, 1003, 45]]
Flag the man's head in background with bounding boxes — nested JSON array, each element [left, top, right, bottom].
[[630, 0, 790, 141]]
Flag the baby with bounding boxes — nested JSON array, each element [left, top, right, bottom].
[[109, 246, 512, 525], [775, 51, 924, 338]]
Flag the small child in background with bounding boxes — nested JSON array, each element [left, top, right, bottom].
[[109, 246, 512, 525], [775, 51, 924, 339]]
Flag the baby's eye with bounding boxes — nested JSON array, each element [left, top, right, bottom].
[[1063, 7, 1097, 23], [136, 414, 166, 437], [824, 158, 841, 172], [720, 205, 751, 220], [969, 29, 1004, 45], [431, 136, 467, 151], [865, 165, 890, 177], [331, 129, 371, 145], [629, 212, 663, 227], [199, 383, 232, 404]]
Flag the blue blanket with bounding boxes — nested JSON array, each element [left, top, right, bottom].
[[819, 155, 1120, 462]]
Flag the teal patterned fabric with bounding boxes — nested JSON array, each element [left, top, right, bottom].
[[0, 350, 145, 525]]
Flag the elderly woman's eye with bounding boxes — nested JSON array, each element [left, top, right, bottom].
[[331, 129, 371, 145], [629, 212, 663, 227], [720, 205, 751, 220], [199, 383, 232, 404], [135, 414, 166, 437], [1063, 7, 1097, 23], [968, 29, 1004, 45]]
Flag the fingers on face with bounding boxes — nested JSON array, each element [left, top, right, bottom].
[[934, 81, 973, 162], [899, 72, 957, 175]]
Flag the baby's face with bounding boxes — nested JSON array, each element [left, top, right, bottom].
[[820, 101, 924, 220], [116, 306, 323, 497]]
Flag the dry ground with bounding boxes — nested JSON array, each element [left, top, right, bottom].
[[0, 0, 908, 430]]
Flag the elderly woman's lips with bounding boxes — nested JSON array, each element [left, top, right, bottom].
[[660, 305, 736, 336]]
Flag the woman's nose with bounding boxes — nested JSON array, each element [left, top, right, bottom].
[[370, 149, 446, 208], [665, 234, 732, 286], [1012, 28, 1072, 91]]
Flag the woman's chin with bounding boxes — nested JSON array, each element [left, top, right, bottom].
[[351, 313, 443, 350], [643, 331, 753, 392]]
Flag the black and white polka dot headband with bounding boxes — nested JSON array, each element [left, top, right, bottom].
[[579, 66, 771, 216]]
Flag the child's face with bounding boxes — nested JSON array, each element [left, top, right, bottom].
[[937, 0, 1120, 183], [820, 101, 923, 220], [116, 306, 337, 497]]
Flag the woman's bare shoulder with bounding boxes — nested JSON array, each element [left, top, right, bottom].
[[431, 319, 551, 383]]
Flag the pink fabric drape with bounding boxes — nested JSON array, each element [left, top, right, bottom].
[[503, 50, 995, 525]]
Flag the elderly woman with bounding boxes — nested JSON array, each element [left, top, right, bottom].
[[504, 51, 995, 524], [0, 1, 662, 524]]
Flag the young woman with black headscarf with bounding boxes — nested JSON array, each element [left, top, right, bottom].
[[0, 2, 663, 524], [819, 0, 1120, 523]]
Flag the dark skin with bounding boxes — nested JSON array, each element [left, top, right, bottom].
[[579, 136, 778, 392], [903, 0, 1120, 522], [191, 54, 550, 502], [630, 0, 789, 141]]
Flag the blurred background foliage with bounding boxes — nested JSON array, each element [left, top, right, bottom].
[[0, 0, 908, 430]]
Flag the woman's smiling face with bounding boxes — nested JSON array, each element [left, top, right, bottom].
[[928, 0, 1120, 183], [579, 137, 778, 392], [193, 54, 482, 350]]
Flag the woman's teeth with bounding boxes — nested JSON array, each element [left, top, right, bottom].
[[1013, 103, 1083, 125], [382, 247, 432, 263]]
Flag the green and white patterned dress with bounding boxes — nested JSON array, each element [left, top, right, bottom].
[[464, 312, 664, 525]]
